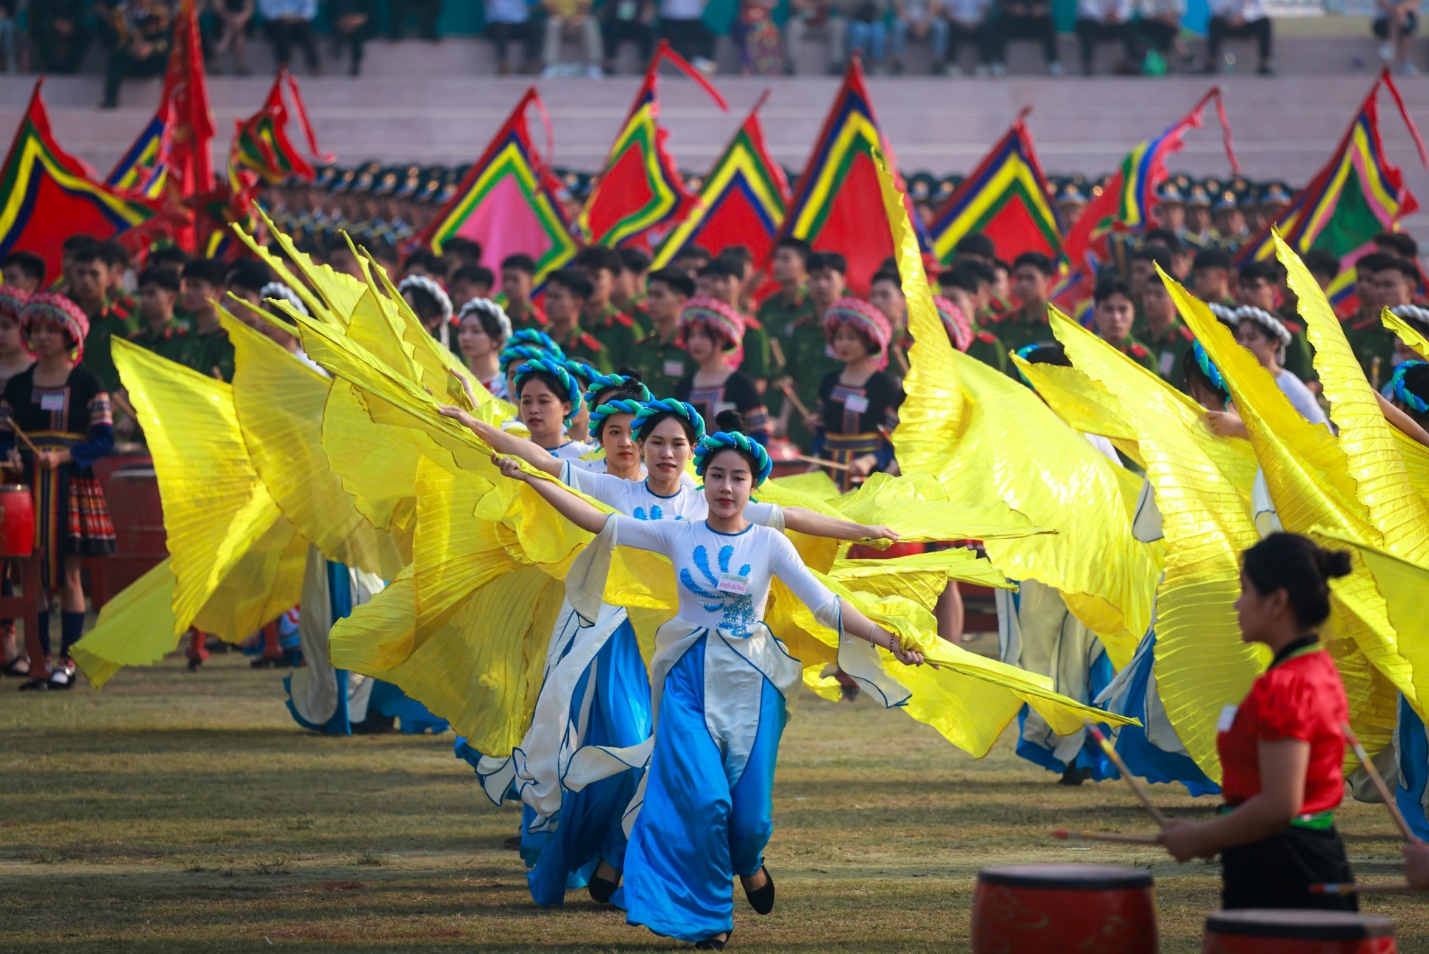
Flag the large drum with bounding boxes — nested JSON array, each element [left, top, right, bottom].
[[0, 484, 34, 557], [972, 864, 1158, 954], [1203, 910, 1397, 954]]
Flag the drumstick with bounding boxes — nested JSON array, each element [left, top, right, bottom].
[[110, 391, 139, 423], [777, 379, 813, 421], [1343, 722, 1415, 842], [2, 414, 41, 457], [1084, 721, 1170, 829], [797, 454, 853, 472], [1312, 881, 1418, 896], [893, 345, 910, 375], [769, 337, 789, 373], [1050, 829, 1160, 845]]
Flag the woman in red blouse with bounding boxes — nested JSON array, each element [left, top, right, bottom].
[[1158, 532, 1356, 911]]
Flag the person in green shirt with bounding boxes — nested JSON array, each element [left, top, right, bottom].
[[758, 237, 816, 427], [780, 251, 847, 450], [1140, 267, 1195, 390], [1093, 278, 1156, 372], [629, 267, 693, 397], [982, 251, 1057, 370], [1345, 253, 1416, 390], [575, 246, 645, 370], [1190, 248, 1236, 309], [499, 253, 548, 330], [1234, 259, 1315, 389], [870, 268, 910, 379], [615, 247, 652, 329], [699, 255, 770, 392], [938, 266, 1009, 374], [178, 258, 236, 382], [69, 245, 137, 395], [127, 267, 189, 364], [544, 268, 613, 375]]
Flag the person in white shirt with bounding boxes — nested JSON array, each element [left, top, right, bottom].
[[1374, 0, 1421, 76], [1232, 306, 1330, 428], [1074, 0, 1135, 74], [890, 0, 950, 73], [1205, 0, 1272, 75], [1134, 0, 1186, 67], [988, 0, 1063, 75], [485, 0, 540, 74], [658, 0, 716, 71]]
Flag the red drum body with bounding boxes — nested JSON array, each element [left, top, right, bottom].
[[1203, 910, 1397, 954], [767, 438, 802, 479], [972, 864, 1158, 954], [0, 484, 34, 557]]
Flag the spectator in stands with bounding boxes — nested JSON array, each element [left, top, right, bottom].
[[785, 0, 848, 75], [1374, 0, 1420, 77], [847, 0, 891, 73], [2, 252, 46, 296], [1205, 0, 1272, 76], [989, 0, 1063, 76], [0, 0, 18, 74], [890, 0, 949, 74], [941, 0, 994, 75], [211, 0, 255, 75], [733, 0, 786, 74], [259, 0, 321, 74], [1075, 0, 1136, 75], [660, 0, 716, 72], [31, 0, 90, 75], [389, 0, 444, 40], [601, 0, 656, 74], [330, 0, 375, 76], [101, 0, 173, 110], [1135, 0, 1186, 71], [542, 0, 604, 77]]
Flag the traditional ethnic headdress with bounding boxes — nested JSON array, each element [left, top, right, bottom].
[[0, 287, 29, 324], [589, 398, 647, 438], [1390, 360, 1428, 414], [260, 282, 309, 317], [679, 296, 746, 367], [458, 298, 513, 343], [631, 397, 706, 443], [823, 297, 892, 353], [20, 292, 89, 362], [1192, 340, 1229, 398], [583, 372, 652, 411], [507, 328, 564, 356], [514, 356, 583, 422], [398, 274, 453, 323], [933, 295, 972, 352], [1232, 306, 1291, 347], [695, 430, 774, 486]]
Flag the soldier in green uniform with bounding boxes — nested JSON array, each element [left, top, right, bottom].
[[758, 238, 816, 426], [1093, 278, 1156, 371], [1140, 266, 1195, 389], [629, 268, 693, 396], [543, 268, 613, 375], [780, 251, 847, 449], [127, 267, 189, 364], [938, 266, 1009, 374], [97, 239, 137, 328], [499, 254, 547, 329], [178, 258, 236, 382], [1346, 253, 1416, 389], [1190, 248, 1236, 309], [574, 246, 644, 370], [984, 251, 1058, 370], [68, 245, 136, 395], [699, 256, 770, 392], [615, 247, 652, 329], [1235, 259, 1315, 388]]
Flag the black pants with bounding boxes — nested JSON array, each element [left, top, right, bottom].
[[1074, 18, 1135, 72], [991, 13, 1059, 65], [1221, 826, 1357, 912], [31, 17, 90, 73], [603, 17, 655, 65], [266, 19, 320, 71], [102, 47, 167, 107], [1136, 18, 1177, 54], [488, 20, 539, 67], [659, 16, 713, 61], [1207, 15, 1272, 65], [389, 0, 443, 39], [948, 21, 995, 66]]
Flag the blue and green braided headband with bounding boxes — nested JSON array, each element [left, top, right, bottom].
[[508, 329, 564, 356], [1390, 360, 1428, 414], [631, 398, 706, 443], [500, 344, 555, 374], [566, 359, 599, 389], [1192, 341, 1228, 397], [695, 431, 774, 487], [589, 398, 646, 438], [1013, 343, 1041, 386], [514, 357, 583, 423], [583, 372, 653, 410]]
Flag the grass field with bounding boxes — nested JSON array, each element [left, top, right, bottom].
[[2, 642, 1425, 953]]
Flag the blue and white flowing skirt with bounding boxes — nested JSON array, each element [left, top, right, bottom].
[[1395, 694, 1429, 841]]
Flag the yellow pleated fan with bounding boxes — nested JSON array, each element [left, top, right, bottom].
[[1169, 270, 1406, 751], [832, 472, 1043, 543], [71, 559, 179, 688], [1384, 309, 1429, 360], [1314, 529, 1429, 652], [1047, 309, 1265, 780], [1016, 359, 1144, 461]]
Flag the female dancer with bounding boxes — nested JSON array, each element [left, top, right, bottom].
[[456, 298, 512, 398], [1159, 532, 1356, 911], [0, 294, 117, 691], [674, 298, 770, 445], [808, 297, 901, 492], [493, 412, 924, 947], [398, 275, 455, 351], [510, 357, 594, 460]]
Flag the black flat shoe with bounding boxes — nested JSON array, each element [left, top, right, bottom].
[[695, 930, 730, 950], [743, 866, 775, 914], [588, 860, 620, 903], [18, 678, 48, 691], [1, 656, 30, 677]]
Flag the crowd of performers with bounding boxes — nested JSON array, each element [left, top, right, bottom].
[[1, 176, 1428, 944]]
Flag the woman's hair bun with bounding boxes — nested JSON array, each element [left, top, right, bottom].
[[715, 409, 746, 433], [616, 366, 642, 381], [1315, 546, 1353, 580]]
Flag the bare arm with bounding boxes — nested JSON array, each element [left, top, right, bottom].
[[1160, 739, 1309, 861], [1377, 390, 1429, 449], [838, 597, 925, 666], [438, 406, 563, 477], [493, 455, 609, 533], [783, 506, 900, 542]]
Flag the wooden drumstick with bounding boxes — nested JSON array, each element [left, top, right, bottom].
[[797, 454, 853, 472], [2, 413, 41, 457], [1312, 881, 1418, 896], [777, 378, 812, 421], [1085, 721, 1170, 829], [110, 391, 139, 423], [1343, 722, 1415, 842], [769, 337, 789, 373], [1050, 829, 1160, 845]]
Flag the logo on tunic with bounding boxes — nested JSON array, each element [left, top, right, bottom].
[[680, 544, 756, 632]]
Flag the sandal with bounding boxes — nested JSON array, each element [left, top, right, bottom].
[[1, 656, 30, 677], [742, 866, 775, 915]]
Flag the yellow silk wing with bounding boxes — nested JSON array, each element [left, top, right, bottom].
[[1385, 309, 1429, 360], [71, 559, 179, 688]]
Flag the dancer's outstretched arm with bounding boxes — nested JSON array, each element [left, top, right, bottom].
[[783, 507, 899, 543], [494, 454, 607, 533], [440, 406, 564, 477]]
